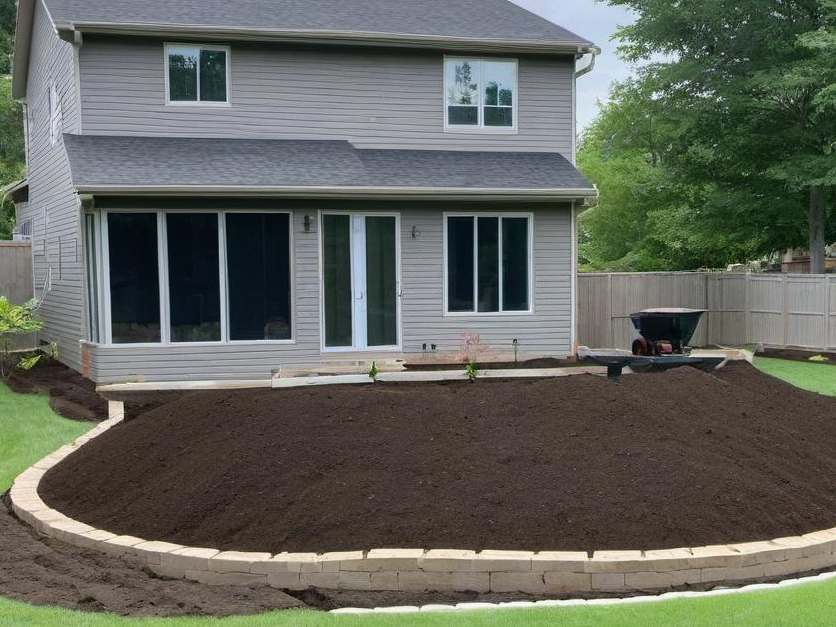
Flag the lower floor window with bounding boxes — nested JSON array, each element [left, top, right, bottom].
[[100, 210, 292, 344], [446, 214, 531, 314], [107, 212, 161, 343]]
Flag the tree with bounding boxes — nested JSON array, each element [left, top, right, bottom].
[[0, 0, 24, 241], [578, 80, 755, 270], [604, 0, 836, 272]]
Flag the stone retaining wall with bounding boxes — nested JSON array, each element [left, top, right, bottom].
[[9, 401, 836, 596]]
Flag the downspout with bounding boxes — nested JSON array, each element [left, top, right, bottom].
[[574, 51, 597, 78]]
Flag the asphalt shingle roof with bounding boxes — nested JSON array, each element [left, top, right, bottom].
[[44, 0, 593, 47], [62, 135, 593, 193]]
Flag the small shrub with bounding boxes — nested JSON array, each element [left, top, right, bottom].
[[0, 297, 43, 377], [465, 360, 479, 382], [368, 361, 380, 381]]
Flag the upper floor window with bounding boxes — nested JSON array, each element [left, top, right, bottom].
[[165, 44, 230, 105], [444, 57, 517, 131]]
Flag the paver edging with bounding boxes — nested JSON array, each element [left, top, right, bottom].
[[9, 399, 836, 596]]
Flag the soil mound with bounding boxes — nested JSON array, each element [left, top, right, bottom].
[[40, 363, 836, 553], [7, 358, 107, 422]]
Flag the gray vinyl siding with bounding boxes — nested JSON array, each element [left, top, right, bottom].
[[86, 205, 572, 383], [21, 2, 85, 371], [78, 38, 574, 154]]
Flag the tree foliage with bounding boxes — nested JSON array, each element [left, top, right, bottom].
[[0, 0, 23, 240], [580, 0, 836, 271]]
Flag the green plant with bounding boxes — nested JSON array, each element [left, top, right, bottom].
[[368, 361, 379, 381], [465, 360, 479, 382], [0, 297, 42, 377]]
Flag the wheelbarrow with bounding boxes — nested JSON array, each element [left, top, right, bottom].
[[630, 308, 706, 356]]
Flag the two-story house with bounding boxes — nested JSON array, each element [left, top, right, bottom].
[[10, 0, 598, 383]]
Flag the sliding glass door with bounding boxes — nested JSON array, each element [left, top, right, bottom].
[[322, 213, 399, 350]]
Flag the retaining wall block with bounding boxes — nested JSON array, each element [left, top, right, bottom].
[[641, 548, 695, 572], [490, 572, 547, 594], [729, 541, 789, 566], [186, 570, 268, 587], [586, 551, 645, 574], [266, 571, 305, 590], [624, 569, 701, 590], [209, 551, 272, 573], [253, 553, 322, 574], [398, 571, 490, 593], [70, 529, 118, 550], [771, 536, 822, 559], [347, 549, 425, 572], [370, 571, 399, 591], [338, 571, 372, 590], [472, 550, 533, 573], [319, 551, 365, 572], [700, 563, 766, 583], [161, 547, 220, 572], [419, 549, 477, 572], [688, 545, 744, 569], [49, 520, 95, 544], [531, 551, 588, 572], [543, 572, 593, 594], [300, 572, 340, 589], [101, 535, 146, 557], [134, 541, 186, 565], [590, 572, 627, 591]]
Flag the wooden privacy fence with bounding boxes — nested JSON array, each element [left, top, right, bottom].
[[0, 241, 33, 303], [578, 272, 836, 352], [0, 241, 36, 350]]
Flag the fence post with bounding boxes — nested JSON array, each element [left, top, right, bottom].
[[608, 273, 614, 347], [782, 274, 790, 347], [825, 277, 832, 351]]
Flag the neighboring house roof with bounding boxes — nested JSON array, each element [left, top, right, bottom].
[[2, 179, 29, 204], [63, 135, 595, 200], [13, 0, 598, 98]]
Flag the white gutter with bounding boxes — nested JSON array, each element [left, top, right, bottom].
[[74, 184, 599, 201]]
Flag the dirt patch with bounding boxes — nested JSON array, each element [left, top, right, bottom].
[[6, 358, 107, 422], [41, 363, 836, 554], [0, 494, 304, 617], [0, 497, 561, 615], [761, 348, 836, 365]]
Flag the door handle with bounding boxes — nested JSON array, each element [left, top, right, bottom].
[[356, 291, 365, 300]]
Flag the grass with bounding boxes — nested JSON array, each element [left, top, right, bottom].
[[1, 359, 835, 626], [754, 357, 836, 397]]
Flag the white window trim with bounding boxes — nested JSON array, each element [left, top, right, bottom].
[[318, 210, 403, 354], [96, 209, 295, 347], [164, 43, 232, 107], [442, 212, 534, 317], [443, 56, 518, 134]]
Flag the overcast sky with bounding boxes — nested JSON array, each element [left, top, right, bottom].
[[511, 0, 636, 129]]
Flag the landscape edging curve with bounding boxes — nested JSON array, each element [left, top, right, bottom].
[[9, 400, 836, 596]]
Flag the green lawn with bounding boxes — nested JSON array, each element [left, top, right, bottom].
[[1, 359, 835, 626], [754, 356, 836, 397]]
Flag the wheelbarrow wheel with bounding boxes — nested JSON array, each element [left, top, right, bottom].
[[632, 338, 652, 356]]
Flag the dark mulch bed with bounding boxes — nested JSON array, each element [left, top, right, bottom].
[[41, 363, 836, 554], [6, 358, 107, 422]]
